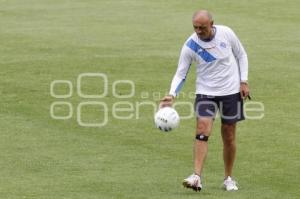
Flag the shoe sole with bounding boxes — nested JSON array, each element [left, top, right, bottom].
[[182, 181, 202, 192], [224, 187, 238, 191]]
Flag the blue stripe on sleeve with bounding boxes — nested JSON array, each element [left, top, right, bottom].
[[186, 39, 216, 62], [175, 79, 185, 95], [174, 63, 191, 95]]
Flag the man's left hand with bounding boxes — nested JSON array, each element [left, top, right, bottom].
[[240, 82, 250, 100]]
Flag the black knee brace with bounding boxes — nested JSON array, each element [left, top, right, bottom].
[[195, 133, 209, 142]]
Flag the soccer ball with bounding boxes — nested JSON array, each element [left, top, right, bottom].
[[154, 107, 180, 132]]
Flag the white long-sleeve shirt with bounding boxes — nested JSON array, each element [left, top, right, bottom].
[[169, 25, 248, 97]]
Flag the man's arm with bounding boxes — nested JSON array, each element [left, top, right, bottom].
[[228, 28, 250, 99], [160, 45, 193, 108]]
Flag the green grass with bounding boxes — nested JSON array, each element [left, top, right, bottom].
[[0, 0, 300, 198]]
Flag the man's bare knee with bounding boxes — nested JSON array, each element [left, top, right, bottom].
[[196, 118, 213, 135], [222, 123, 236, 144]]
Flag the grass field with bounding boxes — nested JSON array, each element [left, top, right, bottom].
[[0, 0, 300, 198]]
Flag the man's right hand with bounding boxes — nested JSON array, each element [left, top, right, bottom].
[[159, 95, 174, 108]]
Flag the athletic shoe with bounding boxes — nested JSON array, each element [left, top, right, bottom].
[[182, 173, 202, 192], [223, 176, 238, 191]]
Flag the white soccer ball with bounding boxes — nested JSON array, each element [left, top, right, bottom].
[[154, 107, 180, 132]]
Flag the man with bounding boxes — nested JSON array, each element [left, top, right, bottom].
[[160, 10, 250, 191]]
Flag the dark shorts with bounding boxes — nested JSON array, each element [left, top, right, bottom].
[[194, 93, 245, 124]]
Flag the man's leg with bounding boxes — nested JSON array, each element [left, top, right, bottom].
[[194, 117, 213, 175], [183, 117, 213, 191], [183, 95, 217, 191], [219, 93, 242, 191], [221, 122, 236, 178]]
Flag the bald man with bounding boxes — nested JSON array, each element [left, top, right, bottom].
[[160, 10, 250, 191]]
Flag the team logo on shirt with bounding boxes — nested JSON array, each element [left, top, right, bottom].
[[220, 42, 226, 48], [197, 48, 203, 53]]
